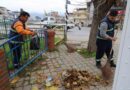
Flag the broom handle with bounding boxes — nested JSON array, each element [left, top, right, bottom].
[[109, 29, 119, 57], [109, 16, 122, 54]]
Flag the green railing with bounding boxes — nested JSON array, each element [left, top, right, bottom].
[[0, 18, 48, 79]]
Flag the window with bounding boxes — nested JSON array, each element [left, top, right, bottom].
[[50, 18, 54, 20], [43, 17, 48, 21]]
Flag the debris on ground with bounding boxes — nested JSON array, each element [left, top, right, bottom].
[[36, 72, 46, 84], [53, 76, 61, 86], [11, 67, 110, 90], [65, 43, 76, 53], [38, 61, 47, 66], [62, 69, 110, 89], [32, 86, 39, 90], [10, 76, 20, 87], [45, 86, 58, 90], [34, 72, 61, 88], [45, 76, 53, 87]]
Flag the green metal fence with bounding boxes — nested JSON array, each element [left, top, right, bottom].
[[0, 19, 48, 79]]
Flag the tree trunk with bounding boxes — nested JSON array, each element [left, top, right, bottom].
[[87, 15, 100, 52], [87, 0, 116, 52]]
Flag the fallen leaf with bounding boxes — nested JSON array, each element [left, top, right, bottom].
[[77, 50, 81, 52], [10, 76, 20, 84], [32, 86, 39, 90], [46, 82, 52, 87], [95, 75, 101, 81], [45, 86, 58, 90], [40, 62, 47, 66]]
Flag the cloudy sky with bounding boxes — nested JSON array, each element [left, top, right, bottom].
[[0, 0, 90, 14]]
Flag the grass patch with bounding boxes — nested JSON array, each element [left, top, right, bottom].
[[55, 37, 63, 45], [77, 49, 96, 58], [55, 37, 61, 43]]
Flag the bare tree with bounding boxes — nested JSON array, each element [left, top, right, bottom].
[[87, 0, 121, 52]]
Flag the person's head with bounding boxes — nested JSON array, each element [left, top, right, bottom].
[[19, 11, 30, 23], [108, 10, 118, 22]]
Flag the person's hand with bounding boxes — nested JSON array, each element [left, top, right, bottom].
[[31, 31, 37, 36], [112, 37, 117, 41], [26, 28, 33, 32]]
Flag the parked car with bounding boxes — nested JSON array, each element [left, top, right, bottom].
[[66, 20, 75, 29], [41, 16, 56, 24], [67, 23, 75, 29]]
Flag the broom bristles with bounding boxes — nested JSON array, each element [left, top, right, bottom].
[[101, 60, 112, 80]]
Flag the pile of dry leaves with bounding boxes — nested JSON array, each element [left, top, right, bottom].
[[62, 69, 110, 89]]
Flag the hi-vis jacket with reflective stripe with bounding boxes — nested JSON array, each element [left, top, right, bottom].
[[9, 18, 33, 43]]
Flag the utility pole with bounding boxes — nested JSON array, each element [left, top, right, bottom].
[[64, 0, 70, 41], [87, 0, 92, 26]]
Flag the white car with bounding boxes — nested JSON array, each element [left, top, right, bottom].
[[41, 16, 56, 24], [67, 23, 75, 29]]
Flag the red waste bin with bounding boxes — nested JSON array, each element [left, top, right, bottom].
[[47, 29, 55, 51]]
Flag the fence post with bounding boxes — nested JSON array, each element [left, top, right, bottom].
[[3, 17, 8, 37], [47, 29, 55, 51], [0, 49, 10, 90]]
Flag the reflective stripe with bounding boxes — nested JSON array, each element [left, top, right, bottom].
[[110, 58, 114, 61], [105, 28, 114, 32], [96, 59, 101, 62], [97, 36, 104, 40], [98, 27, 114, 32]]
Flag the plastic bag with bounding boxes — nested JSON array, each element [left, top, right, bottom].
[[30, 35, 40, 50]]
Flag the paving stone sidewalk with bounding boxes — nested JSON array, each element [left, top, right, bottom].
[[11, 43, 117, 90]]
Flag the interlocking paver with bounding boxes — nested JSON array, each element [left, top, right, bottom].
[[89, 86, 98, 90], [18, 78, 24, 82], [23, 85, 31, 90], [106, 86, 112, 90], [15, 81, 23, 87], [23, 81, 29, 86], [14, 87, 23, 90], [24, 77, 30, 81]]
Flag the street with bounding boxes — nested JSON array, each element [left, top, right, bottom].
[[67, 27, 90, 42]]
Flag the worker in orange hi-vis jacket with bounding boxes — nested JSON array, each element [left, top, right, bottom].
[[9, 11, 36, 69]]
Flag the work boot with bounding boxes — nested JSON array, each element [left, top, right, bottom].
[[96, 61, 102, 69], [14, 64, 19, 69], [14, 63, 22, 69], [110, 61, 116, 67]]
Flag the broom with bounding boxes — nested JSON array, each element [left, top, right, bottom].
[[101, 29, 119, 80], [101, 49, 113, 80]]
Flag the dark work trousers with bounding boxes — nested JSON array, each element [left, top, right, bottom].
[[9, 43, 22, 66], [96, 39, 113, 62]]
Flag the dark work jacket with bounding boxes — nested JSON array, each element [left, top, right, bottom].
[[97, 17, 115, 40]]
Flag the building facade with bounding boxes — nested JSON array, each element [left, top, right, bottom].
[[68, 8, 88, 26]]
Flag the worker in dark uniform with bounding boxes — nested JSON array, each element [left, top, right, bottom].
[[96, 10, 118, 68], [9, 11, 36, 69]]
